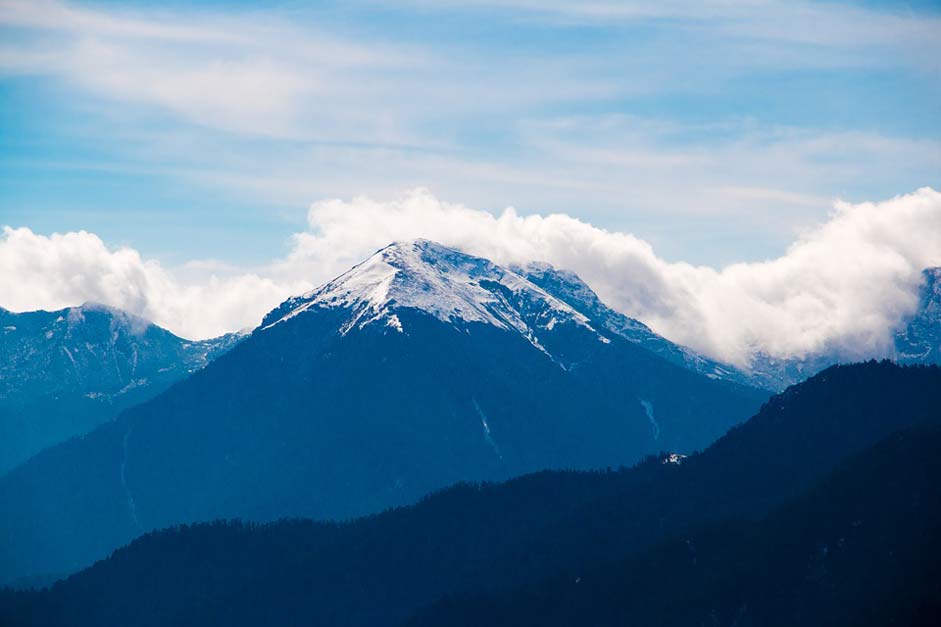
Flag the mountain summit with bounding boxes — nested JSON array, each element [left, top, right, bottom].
[[0, 241, 766, 583], [262, 239, 605, 360], [264, 239, 756, 382]]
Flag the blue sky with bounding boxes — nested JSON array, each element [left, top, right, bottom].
[[1, 0, 939, 268]]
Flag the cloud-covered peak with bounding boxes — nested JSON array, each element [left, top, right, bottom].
[[283, 186, 941, 366], [2, 187, 940, 368]]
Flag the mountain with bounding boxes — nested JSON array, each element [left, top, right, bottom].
[[744, 350, 838, 392], [0, 239, 766, 583], [0, 304, 244, 474], [409, 423, 941, 627], [740, 267, 941, 390], [514, 261, 941, 392], [514, 262, 758, 388], [1, 362, 935, 627], [895, 266, 941, 365]]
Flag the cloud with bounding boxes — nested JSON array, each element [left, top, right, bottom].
[[282, 187, 941, 365], [0, 0, 427, 140], [0, 226, 306, 339], [0, 0, 629, 145], [133, 116, 941, 270], [3, 0, 938, 147], [3, 187, 939, 368], [401, 0, 941, 73], [2, 0, 938, 267]]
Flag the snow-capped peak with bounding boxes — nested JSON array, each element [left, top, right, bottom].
[[262, 239, 599, 347]]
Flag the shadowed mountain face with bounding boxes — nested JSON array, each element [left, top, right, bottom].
[[0, 304, 244, 474], [409, 423, 941, 627], [0, 240, 765, 583], [0, 362, 936, 627]]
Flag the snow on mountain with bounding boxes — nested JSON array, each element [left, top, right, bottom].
[[260, 240, 765, 386], [0, 302, 242, 402], [512, 260, 941, 392], [513, 261, 757, 388], [262, 239, 606, 359]]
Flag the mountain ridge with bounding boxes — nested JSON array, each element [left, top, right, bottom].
[[0, 303, 244, 474], [514, 261, 757, 387]]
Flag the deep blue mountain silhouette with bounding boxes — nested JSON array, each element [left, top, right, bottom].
[[0, 240, 765, 583], [1, 361, 936, 626], [409, 419, 941, 627]]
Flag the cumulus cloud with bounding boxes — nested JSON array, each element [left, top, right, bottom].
[[0, 227, 306, 340], [3, 187, 940, 366], [282, 187, 941, 365]]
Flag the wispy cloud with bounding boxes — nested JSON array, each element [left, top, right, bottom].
[[5, 0, 937, 142], [0, 0, 431, 140], [0, 0, 938, 267], [405, 0, 941, 62]]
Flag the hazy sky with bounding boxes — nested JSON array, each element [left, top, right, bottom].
[[1, 1, 940, 364]]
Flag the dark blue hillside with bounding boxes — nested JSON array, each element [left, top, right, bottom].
[[0, 304, 243, 474], [0, 242, 765, 584], [0, 362, 935, 627], [410, 421, 941, 627]]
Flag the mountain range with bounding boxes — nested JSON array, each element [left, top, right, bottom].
[[4, 252, 936, 480], [2, 361, 936, 626], [0, 304, 244, 474], [0, 240, 766, 583], [513, 261, 941, 392]]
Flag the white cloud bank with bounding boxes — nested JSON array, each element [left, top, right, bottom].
[[0, 227, 307, 340], [3, 187, 941, 367]]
